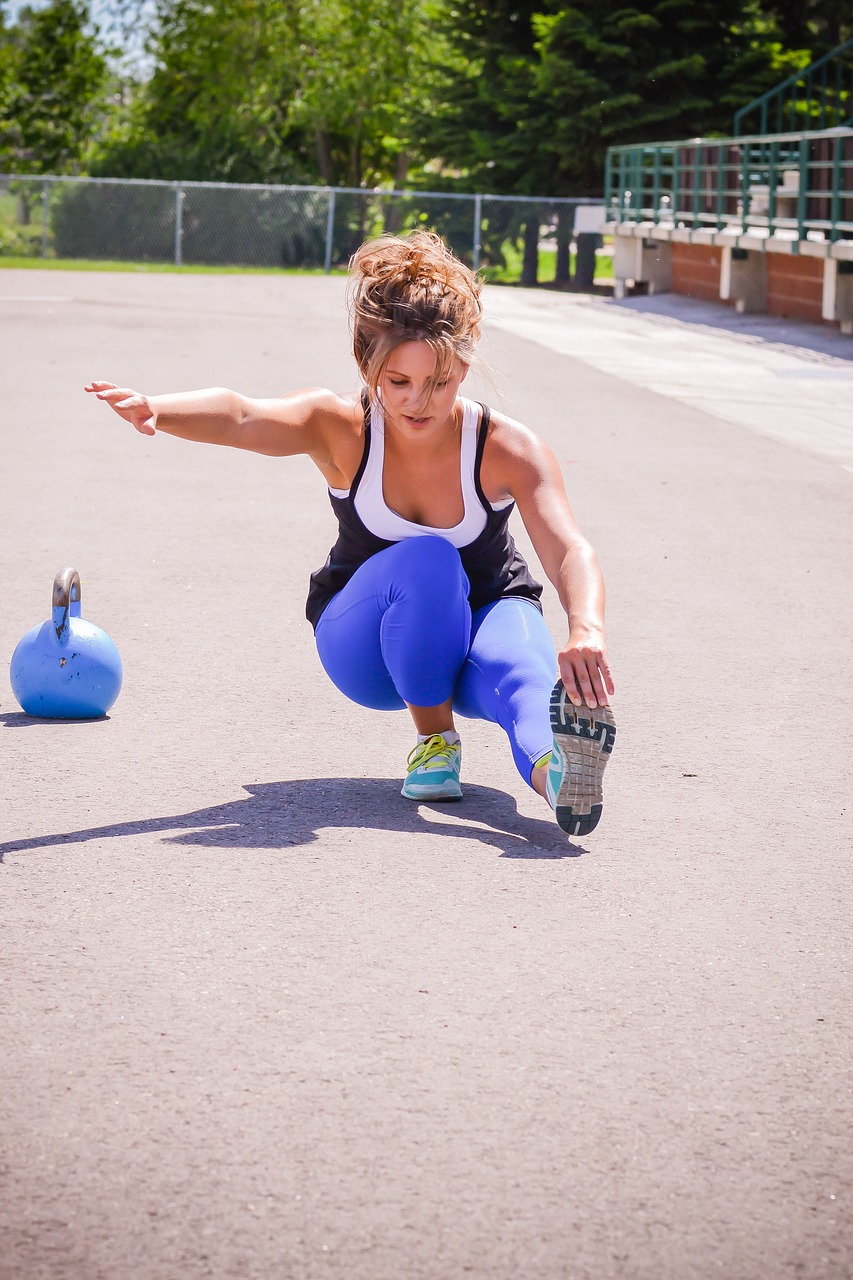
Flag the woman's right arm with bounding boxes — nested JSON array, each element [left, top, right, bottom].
[[84, 381, 346, 460]]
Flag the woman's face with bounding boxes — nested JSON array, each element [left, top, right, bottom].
[[378, 340, 468, 441]]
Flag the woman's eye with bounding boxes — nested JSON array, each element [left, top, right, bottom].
[[389, 380, 407, 387]]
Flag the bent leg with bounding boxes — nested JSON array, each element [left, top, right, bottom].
[[315, 537, 472, 711], [453, 598, 556, 785]]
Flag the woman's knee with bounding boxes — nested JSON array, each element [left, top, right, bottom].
[[390, 535, 466, 585], [382, 538, 470, 620]]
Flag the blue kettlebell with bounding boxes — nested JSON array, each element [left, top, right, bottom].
[[10, 568, 123, 719]]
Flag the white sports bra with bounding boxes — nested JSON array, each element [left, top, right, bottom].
[[329, 396, 511, 547]]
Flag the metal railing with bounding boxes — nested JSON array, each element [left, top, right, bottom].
[[0, 174, 601, 284], [605, 127, 853, 245], [734, 37, 853, 136]]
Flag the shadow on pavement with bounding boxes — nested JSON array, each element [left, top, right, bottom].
[[606, 292, 853, 361], [0, 711, 113, 726], [0, 779, 585, 862]]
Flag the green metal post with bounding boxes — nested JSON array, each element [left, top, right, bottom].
[[652, 146, 661, 222], [615, 149, 624, 223], [796, 138, 810, 245], [830, 134, 842, 242], [716, 144, 725, 229]]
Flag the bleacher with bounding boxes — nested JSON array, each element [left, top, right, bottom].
[[603, 39, 853, 332]]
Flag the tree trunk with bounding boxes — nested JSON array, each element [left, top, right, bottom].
[[554, 207, 571, 284], [383, 155, 410, 235], [394, 151, 409, 188], [348, 133, 362, 190], [521, 218, 539, 287], [316, 129, 333, 185]]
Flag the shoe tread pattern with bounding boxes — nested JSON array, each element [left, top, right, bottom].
[[549, 682, 616, 836]]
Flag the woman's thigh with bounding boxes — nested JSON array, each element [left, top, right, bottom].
[[315, 537, 472, 711]]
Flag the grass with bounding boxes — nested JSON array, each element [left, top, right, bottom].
[[1, 250, 614, 283], [481, 243, 614, 285]]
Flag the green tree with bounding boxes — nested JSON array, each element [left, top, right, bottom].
[[289, 0, 434, 188], [0, 0, 108, 173], [418, 0, 545, 194], [762, 1, 853, 51], [531, 0, 804, 193], [92, 0, 311, 182], [62, 0, 853, 198], [92, 0, 434, 187], [0, 12, 15, 136], [417, 0, 817, 198]]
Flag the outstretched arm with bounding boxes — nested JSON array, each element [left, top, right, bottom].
[[490, 420, 614, 710], [84, 381, 345, 460]]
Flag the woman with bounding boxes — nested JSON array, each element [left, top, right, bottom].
[[86, 231, 616, 836]]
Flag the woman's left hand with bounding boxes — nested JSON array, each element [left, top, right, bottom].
[[558, 627, 614, 709]]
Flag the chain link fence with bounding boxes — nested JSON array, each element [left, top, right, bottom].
[[0, 174, 605, 286]]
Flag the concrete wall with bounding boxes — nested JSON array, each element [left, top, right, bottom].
[[609, 225, 853, 334]]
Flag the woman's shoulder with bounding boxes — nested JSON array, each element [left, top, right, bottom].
[[286, 387, 363, 423], [477, 401, 544, 460], [299, 389, 367, 484], [477, 402, 557, 497], [266, 388, 365, 447]]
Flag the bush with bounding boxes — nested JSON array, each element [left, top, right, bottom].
[[51, 180, 177, 261], [50, 179, 330, 267], [0, 183, 47, 257], [0, 221, 42, 256]]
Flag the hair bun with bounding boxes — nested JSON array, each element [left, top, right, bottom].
[[348, 230, 483, 398]]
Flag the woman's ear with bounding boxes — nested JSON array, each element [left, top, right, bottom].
[[459, 362, 470, 384]]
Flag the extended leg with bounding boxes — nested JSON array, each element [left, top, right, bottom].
[[453, 598, 555, 785], [454, 598, 616, 833]]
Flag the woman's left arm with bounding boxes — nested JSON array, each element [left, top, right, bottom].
[[496, 423, 614, 710]]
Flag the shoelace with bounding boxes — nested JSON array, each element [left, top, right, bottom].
[[406, 734, 459, 774]]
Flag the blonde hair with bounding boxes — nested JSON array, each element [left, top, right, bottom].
[[348, 230, 483, 405]]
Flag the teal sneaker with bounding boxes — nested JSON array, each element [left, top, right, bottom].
[[546, 681, 616, 835], [401, 734, 462, 801]]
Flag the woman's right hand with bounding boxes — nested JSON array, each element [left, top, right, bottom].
[[85, 381, 157, 436]]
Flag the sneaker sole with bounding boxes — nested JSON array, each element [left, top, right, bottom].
[[549, 681, 616, 836], [400, 779, 463, 802]]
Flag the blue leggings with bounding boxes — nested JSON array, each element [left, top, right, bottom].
[[314, 536, 556, 785]]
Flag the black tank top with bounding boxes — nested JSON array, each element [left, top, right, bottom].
[[305, 396, 543, 629]]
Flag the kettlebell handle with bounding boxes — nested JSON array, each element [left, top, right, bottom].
[[52, 567, 82, 643]]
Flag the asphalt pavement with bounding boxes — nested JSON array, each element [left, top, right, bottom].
[[1, 270, 851, 1280]]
